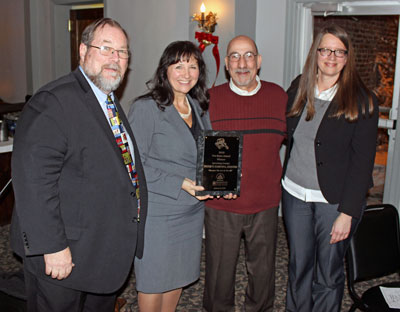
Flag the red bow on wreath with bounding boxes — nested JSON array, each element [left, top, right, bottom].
[[195, 32, 220, 87]]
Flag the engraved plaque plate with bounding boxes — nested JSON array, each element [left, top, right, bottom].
[[195, 130, 243, 196]]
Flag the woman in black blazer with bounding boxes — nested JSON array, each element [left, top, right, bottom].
[[282, 25, 378, 312]]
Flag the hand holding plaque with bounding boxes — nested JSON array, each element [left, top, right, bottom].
[[195, 130, 243, 196]]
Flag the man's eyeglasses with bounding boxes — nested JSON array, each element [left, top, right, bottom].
[[228, 51, 257, 62], [317, 48, 347, 58], [88, 45, 131, 59]]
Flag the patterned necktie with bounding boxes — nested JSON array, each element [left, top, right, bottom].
[[106, 95, 140, 222]]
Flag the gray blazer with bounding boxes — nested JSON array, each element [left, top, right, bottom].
[[128, 96, 211, 214]]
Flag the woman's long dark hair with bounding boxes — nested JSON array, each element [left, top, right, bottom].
[[288, 25, 374, 121], [137, 41, 209, 113]]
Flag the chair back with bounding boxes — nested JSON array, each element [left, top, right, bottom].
[[346, 204, 400, 283]]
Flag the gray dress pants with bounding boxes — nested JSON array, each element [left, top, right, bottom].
[[282, 189, 362, 312]]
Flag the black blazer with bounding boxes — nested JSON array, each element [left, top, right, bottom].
[[282, 76, 378, 218], [10, 68, 148, 293]]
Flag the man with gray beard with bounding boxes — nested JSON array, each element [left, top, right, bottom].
[[10, 18, 147, 312]]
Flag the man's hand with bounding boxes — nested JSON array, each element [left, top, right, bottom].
[[222, 193, 238, 200], [44, 247, 75, 280]]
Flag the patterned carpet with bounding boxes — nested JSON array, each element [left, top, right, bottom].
[[0, 219, 397, 312], [0, 165, 397, 311]]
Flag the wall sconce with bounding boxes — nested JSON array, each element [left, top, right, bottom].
[[192, 2, 218, 33], [192, 2, 220, 86]]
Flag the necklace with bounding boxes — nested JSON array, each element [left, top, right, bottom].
[[178, 97, 192, 119]]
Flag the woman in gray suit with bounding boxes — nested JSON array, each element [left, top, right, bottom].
[[128, 41, 212, 311]]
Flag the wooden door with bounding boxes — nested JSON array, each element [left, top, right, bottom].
[[70, 8, 103, 70]]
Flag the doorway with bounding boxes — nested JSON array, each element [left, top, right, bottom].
[[69, 7, 104, 70], [284, 1, 400, 209], [314, 15, 398, 204]]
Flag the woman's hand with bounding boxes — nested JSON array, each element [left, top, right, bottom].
[[330, 213, 352, 244], [182, 178, 213, 201]]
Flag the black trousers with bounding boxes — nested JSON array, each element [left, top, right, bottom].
[[203, 206, 278, 312], [23, 264, 117, 312]]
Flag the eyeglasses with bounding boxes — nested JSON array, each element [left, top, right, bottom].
[[88, 45, 131, 59], [317, 48, 348, 58], [228, 51, 257, 62]]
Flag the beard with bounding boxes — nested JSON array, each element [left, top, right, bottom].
[[83, 63, 124, 93]]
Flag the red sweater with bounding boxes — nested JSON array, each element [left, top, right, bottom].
[[206, 81, 287, 214]]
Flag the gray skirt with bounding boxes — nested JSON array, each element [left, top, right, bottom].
[[134, 201, 204, 293]]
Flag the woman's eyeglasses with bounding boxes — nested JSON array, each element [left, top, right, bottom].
[[317, 48, 347, 58]]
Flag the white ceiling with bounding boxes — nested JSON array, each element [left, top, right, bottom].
[[52, 0, 102, 5], [294, 0, 400, 15], [297, 0, 400, 3]]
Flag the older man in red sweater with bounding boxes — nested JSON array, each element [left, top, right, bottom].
[[203, 35, 287, 312]]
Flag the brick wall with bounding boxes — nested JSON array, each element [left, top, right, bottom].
[[314, 16, 398, 108]]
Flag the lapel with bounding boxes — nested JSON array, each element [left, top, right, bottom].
[[72, 69, 135, 187], [164, 96, 205, 154], [115, 97, 146, 193], [287, 80, 337, 138], [165, 105, 197, 153]]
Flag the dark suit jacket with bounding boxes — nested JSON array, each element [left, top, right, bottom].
[[10, 68, 148, 293], [282, 76, 378, 218]]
